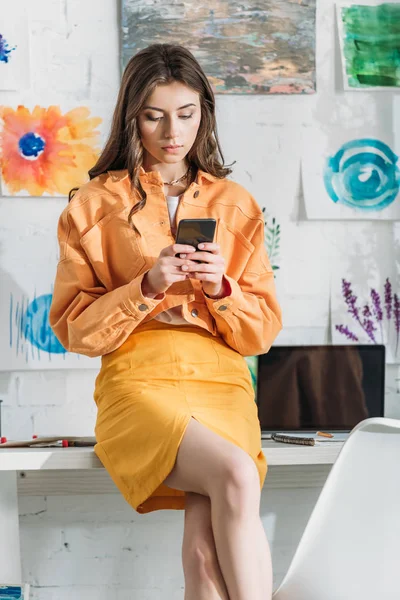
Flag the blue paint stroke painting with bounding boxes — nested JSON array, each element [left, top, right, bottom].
[[0, 585, 29, 599], [9, 291, 68, 363], [0, 34, 16, 63], [324, 139, 400, 211]]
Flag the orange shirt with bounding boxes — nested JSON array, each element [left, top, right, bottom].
[[49, 168, 282, 358]]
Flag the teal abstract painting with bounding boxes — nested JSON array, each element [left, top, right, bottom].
[[0, 585, 30, 599], [337, 2, 400, 89]]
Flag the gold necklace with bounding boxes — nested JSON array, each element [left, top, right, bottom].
[[163, 166, 190, 186]]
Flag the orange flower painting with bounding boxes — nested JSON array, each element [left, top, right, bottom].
[[0, 105, 102, 196]]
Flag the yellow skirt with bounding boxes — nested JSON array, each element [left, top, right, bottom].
[[93, 320, 267, 514]]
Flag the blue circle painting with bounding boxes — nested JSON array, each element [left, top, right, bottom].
[[18, 132, 46, 160], [324, 139, 400, 211], [22, 294, 66, 354]]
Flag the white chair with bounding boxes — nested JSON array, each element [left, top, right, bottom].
[[272, 417, 400, 600]]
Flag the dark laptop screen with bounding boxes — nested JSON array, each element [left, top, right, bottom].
[[256, 345, 385, 432]]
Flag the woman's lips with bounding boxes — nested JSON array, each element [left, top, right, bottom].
[[162, 145, 183, 154]]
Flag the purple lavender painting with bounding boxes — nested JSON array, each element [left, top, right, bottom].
[[333, 277, 399, 364]]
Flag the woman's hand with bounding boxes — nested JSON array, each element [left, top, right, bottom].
[[142, 244, 196, 296], [180, 243, 227, 298]]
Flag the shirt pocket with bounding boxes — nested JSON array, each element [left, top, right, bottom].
[[80, 207, 146, 290], [216, 219, 255, 280]]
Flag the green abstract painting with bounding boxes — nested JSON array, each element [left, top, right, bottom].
[[245, 355, 258, 395], [338, 2, 400, 89]]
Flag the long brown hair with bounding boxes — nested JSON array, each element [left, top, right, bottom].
[[70, 44, 232, 229]]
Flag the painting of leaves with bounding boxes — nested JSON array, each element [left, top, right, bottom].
[[337, 2, 400, 89], [243, 212, 281, 391], [262, 208, 280, 275], [121, 0, 316, 94]]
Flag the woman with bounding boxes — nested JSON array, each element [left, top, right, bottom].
[[50, 44, 282, 600]]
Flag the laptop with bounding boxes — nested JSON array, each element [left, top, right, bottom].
[[256, 345, 385, 439]]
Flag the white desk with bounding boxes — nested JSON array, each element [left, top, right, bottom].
[[0, 441, 344, 583]]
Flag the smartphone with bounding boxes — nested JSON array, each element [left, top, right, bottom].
[[175, 218, 216, 248], [175, 218, 217, 263]]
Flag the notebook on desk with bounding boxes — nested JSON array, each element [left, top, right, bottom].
[[256, 344, 385, 438]]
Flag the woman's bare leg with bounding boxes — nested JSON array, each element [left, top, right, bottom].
[[182, 491, 229, 600], [164, 417, 273, 600]]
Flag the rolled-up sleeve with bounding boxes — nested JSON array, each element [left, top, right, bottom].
[[203, 217, 282, 356], [49, 209, 164, 358]]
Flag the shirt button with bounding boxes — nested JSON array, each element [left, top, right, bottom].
[[191, 309, 199, 318], [138, 304, 149, 311], [218, 305, 228, 311], [193, 190, 200, 198]]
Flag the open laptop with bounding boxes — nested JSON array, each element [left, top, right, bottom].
[[256, 345, 385, 440]]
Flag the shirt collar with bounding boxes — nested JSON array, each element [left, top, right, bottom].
[[107, 167, 217, 185]]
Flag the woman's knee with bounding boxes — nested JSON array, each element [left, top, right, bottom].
[[212, 452, 261, 515]]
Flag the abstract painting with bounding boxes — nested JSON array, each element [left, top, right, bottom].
[[0, 202, 101, 370], [0, 585, 30, 599], [4, 288, 100, 369], [337, 1, 400, 90], [0, 17, 30, 90], [0, 34, 16, 63], [302, 128, 400, 220], [245, 356, 258, 394], [0, 106, 102, 196], [324, 139, 400, 211], [121, 0, 316, 94]]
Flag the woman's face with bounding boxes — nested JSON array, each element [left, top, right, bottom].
[[138, 81, 202, 166]]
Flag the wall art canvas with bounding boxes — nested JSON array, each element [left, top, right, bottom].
[[331, 231, 399, 364], [0, 16, 30, 90], [0, 585, 30, 599], [0, 203, 101, 370], [121, 0, 317, 94], [0, 106, 102, 197], [263, 209, 281, 276], [337, 1, 400, 90], [245, 356, 258, 394], [302, 127, 400, 220], [395, 222, 400, 293]]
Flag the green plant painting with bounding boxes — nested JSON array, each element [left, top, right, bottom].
[[262, 208, 280, 275], [338, 2, 400, 89], [244, 211, 281, 394]]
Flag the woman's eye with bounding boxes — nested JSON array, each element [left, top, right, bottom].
[[146, 115, 162, 122], [179, 114, 193, 120]]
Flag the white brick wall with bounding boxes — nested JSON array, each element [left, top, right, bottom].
[[1, 0, 399, 598]]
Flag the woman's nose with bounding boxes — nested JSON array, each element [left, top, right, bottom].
[[164, 118, 180, 140]]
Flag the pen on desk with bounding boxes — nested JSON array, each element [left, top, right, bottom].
[[67, 441, 96, 447], [316, 431, 334, 438], [272, 434, 315, 446], [30, 440, 69, 448]]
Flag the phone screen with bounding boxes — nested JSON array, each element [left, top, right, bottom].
[[175, 218, 216, 248]]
